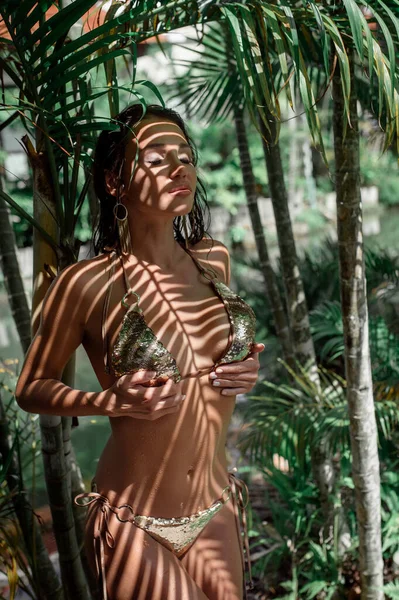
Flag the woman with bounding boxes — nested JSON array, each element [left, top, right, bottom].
[[16, 104, 264, 600]]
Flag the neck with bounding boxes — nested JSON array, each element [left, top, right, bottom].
[[127, 212, 187, 268]]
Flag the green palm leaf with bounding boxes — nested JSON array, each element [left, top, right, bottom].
[[0, 0, 183, 259], [0, 189, 57, 251]]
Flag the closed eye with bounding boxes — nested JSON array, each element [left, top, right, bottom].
[[146, 156, 194, 166]]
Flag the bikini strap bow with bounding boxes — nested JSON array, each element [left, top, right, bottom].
[[74, 491, 116, 600]]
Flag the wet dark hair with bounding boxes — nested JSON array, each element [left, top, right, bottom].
[[91, 104, 211, 255]]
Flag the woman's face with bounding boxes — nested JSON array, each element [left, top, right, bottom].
[[122, 116, 197, 217]]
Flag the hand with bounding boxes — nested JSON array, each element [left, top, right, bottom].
[[104, 370, 185, 420], [209, 342, 265, 396]]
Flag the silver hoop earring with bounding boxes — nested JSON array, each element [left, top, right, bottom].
[[113, 202, 132, 255], [113, 203, 128, 221]]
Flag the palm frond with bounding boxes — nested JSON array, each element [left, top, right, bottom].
[[240, 364, 348, 468], [310, 301, 345, 363], [1, 0, 191, 258]]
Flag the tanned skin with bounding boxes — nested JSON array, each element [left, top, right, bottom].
[[16, 116, 264, 600]]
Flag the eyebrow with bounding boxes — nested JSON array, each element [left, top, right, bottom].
[[144, 143, 192, 150]]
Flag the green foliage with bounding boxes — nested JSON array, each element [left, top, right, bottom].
[[365, 246, 399, 291], [242, 359, 399, 462], [309, 301, 344, 363], [242, 356, 399, 596], [0, 0, 199, 262], [384, 581, 399, 599], [0, 361, 43, 598], [360, 136, 399, 206], [0, 360, 42, 502], [294, 209, 327, 232], [380, 468, 399, 557], [5, 189, 34, 248], [247, 447, 354, 598], [234, 234, 399, 595], [236, 241, 399, 383]]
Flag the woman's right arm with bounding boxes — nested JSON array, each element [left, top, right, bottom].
[[15, 262, 108, 416], [15, 261, 185, 420]]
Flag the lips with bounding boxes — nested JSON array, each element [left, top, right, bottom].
[[169, 185, 192, 193]]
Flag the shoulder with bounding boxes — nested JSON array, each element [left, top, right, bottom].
[[41, 253, 111, 317], [190, 237, 231, 285], [50, 253, 110, 291]]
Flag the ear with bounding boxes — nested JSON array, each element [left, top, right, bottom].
[[105, 170, 122, 198]]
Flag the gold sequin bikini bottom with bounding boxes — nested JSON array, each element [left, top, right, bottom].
[[74, 473, 253, 599]]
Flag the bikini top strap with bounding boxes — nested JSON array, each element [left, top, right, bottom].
[[102, 250, 140, 374], [117, 251, 131, 294], [102, 250, 119, 374]]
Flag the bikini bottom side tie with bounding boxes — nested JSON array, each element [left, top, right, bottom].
[[74, 475, 253, 600], [228, 472, 254, 599]]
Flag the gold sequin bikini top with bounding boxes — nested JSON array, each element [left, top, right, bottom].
[[102, 248, 257, 382]]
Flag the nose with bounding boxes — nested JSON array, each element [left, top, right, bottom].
[[169, 152, 188, 179]]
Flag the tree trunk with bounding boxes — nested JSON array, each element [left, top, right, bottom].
[[258, 113, 336, 523], [301, 114, 317, 209], [232, 107, 294, 367], [287, 115, 298, 208], [0, 394, 64, 600], [25, 133, 90, 600], [0, 153, 64, 599], [333, 52, 383, 598], [0, 153, 31, 353], [259, 114, 319, 382], [62, 362, 100, 600]]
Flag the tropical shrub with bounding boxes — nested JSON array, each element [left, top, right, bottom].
[[240, 364, 399, 598]]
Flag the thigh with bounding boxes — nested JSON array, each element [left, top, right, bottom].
[[84, 504, 209, 600], [180, 501, 244, 600]]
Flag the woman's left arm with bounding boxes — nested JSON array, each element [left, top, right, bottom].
[[209, 342, 265, 396]]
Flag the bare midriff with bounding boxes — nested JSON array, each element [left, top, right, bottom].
[[92, 371, 235, 518]]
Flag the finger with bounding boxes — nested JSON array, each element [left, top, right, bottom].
[[211, 373, 256, 386], [212, 379, 253, 389], [123, 370, 158, 385], [212, 361, 259, 376], [140, 376, 169, 388], [220, 387, 248, 396], [251, 342, 265, 352]]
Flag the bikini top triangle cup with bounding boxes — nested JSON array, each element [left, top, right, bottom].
[[102, 248, 257, 382]]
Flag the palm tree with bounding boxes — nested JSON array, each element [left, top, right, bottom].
[[258, 113, 320, 378], [233, 106, 294, 367], [332, 50, 384, 598]]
